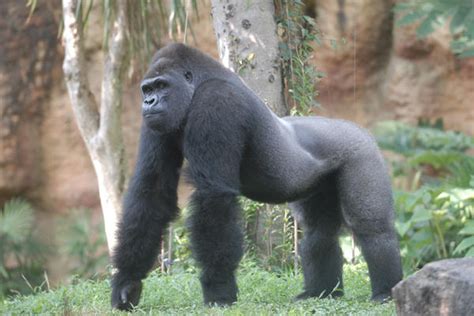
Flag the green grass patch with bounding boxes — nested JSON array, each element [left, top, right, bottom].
[[0, 263, 395, 315]]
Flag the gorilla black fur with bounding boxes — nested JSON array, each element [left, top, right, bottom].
[[111, 43, 403, 310]]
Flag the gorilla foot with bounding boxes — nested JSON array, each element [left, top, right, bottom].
[[202, 279, 238, 307], [204, 297, 237, 307], [204, 293, 237, 307]]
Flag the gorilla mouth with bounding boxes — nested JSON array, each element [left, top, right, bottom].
[[143, 111, 168, 131], [143, 110, 164, 118]]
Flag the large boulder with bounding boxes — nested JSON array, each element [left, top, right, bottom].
[[393, 258, 474, 316]]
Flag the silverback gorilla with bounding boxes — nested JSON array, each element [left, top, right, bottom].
[[111, 43, 402, 310]]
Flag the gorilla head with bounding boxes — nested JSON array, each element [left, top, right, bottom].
[[140, 45, 195, 133], [139, 43, 236, 133]]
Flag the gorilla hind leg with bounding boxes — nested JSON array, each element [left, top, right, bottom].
[[354, 230, 402, 302], [291, 179, 344, 300], [338, 158, 403, 302]]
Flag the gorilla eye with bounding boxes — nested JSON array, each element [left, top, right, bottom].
[[184, 71, 193, 82], [156, 81, 168, 90], [141, 84, 152, 94]]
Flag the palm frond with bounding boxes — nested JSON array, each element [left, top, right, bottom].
[[0, 199, 35, 242]]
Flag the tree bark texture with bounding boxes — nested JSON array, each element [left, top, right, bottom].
[[62, 0, 128, 255], [211, 0, 287, 116], [211, 0, 289, 255]]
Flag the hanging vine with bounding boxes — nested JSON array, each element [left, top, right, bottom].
[[275, 0, 325, 116]]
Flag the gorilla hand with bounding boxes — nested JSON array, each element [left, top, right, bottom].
[[111, 274, 143, 311]]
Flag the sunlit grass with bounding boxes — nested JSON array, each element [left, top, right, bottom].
[[1, 262, 395, 315]]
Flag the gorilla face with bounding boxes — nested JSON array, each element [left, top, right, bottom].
[[140, 60, 194, 133]]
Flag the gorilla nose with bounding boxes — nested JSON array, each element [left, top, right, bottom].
[[144, 97, 156, 106]]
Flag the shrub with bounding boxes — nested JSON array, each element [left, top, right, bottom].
[[0, 199, 48, 297], [374, 121, 474, 273]]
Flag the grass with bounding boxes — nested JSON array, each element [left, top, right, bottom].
[[0, 262, 395, 315]]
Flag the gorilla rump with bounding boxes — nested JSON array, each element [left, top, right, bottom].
[[111, 43, 402, 310]]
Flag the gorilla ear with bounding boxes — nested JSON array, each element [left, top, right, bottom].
[[184, 71, 193, 83]]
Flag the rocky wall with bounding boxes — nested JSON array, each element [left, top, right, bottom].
[[1, 0, 473, 215]]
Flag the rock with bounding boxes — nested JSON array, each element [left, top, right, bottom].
[[392, 258, 474, 316]]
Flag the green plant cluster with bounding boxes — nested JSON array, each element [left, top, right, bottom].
[[395, 0, 474, 57], [0, 199, 48, 298], [241, 198, 298, 271], [374, 121, 474, 273], [155, 200, 299, 275], [0, 202, 112, 297], [276, 0, 325, 116], [57, 208, 109, 280], [56, 0, 198, 75]]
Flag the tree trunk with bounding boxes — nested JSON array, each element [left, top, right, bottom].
[[62, 0, 128, 255], [210, 0, 288, 257], [211, 0, 287, 116]]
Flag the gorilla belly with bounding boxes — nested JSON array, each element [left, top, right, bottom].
[[238, 116, 345, 204], [239, 147, 323, 204]]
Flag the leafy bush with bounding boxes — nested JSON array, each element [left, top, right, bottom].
[[58, 208, 108, 280], [276, 0, 325, 115], [0, 199, 48, 297], [394, 185, 474, 272], [240, 198, 298, 271], [395, 0, 474, 57], [374, 121, 474, 273], [374, 121, 474, 154]]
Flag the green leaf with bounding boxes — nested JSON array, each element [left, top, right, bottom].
[[396, 221, 411, 237], [393, 3, 414, 13], [397, 11, 425, 27], [411, 230, 432, 247], [465, 247, 474, 257], [437, 188, 474, 202], [459, 48, 474, 58], [410, 206, 432, 223], [0, 265, 8, 278], [453, 236, 474, 254], [278, 42, 291, 60], [422, 192, 432, 205], [0, 199, 34, 242], [450, 7, 470, 33], [417, 14, 436, 38], [409, 151, 466, 169], [459, 220, 474, 235], [404, 196, 419, 213]]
